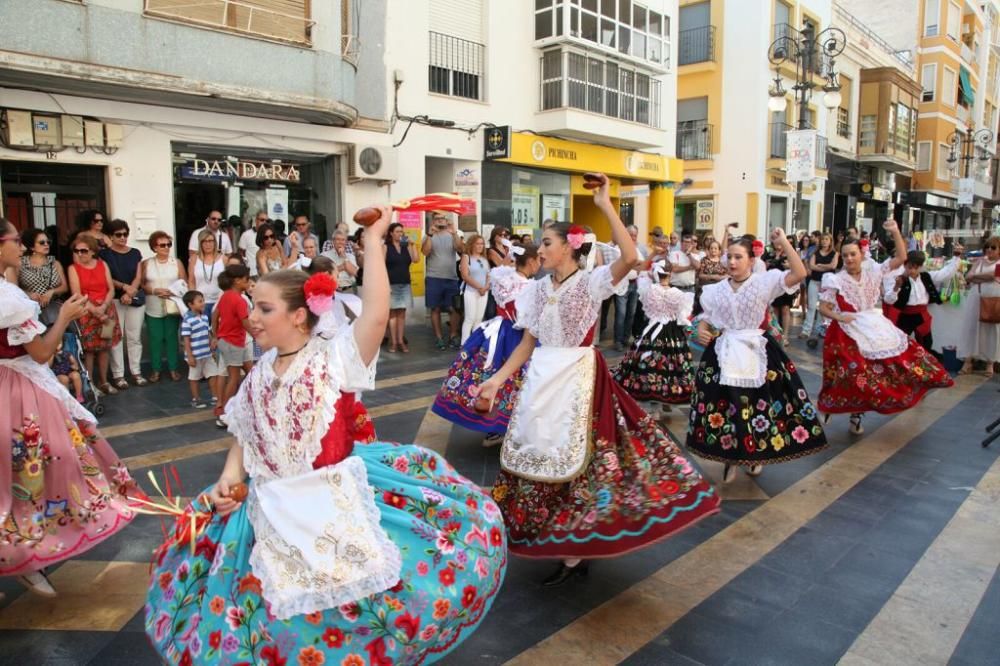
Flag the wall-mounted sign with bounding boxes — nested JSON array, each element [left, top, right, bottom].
[[511, 184, 540, 227], [182, 158, 301, 183], [696, 200, 715, 231], [484, 126, 511, 160]]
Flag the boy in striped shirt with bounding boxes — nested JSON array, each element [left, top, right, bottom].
[[181, 291, 222, 408]]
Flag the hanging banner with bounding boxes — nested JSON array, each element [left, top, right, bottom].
[[957, 177, 974, 205], [265, 188, 289, 222], [785, 129, 817, 183]]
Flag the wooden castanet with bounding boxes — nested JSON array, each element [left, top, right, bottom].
[[473, 396, 495, 415], [228, 482, 249, 503], [582, 172, 606, 190], [352, 207, 380, 226]]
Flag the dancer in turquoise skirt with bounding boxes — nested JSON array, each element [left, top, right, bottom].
[[145, 207, 506, 666]]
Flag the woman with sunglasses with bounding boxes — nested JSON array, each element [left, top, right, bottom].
[[255, 222, 288, 276], [74, 209, 111, 251], [16, 228, 67, 326], [143, 231, 186, 382], [99, 219, 147, 390], [0, 217, 140, 598], [67, 234, 122, 395], [486, 226, 515, 268], [189, 229, 226, 322]]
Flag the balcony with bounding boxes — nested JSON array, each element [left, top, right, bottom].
[[677, 121, 713, 160], [678, 26, 716, 66], [429, 31, 485, 101], [144, 0, 314, 45], [769, 123, 829, 170], [536, 48, 666, 149]]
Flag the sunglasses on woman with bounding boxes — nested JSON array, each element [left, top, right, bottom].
[[113, 231, 129, 238], [156, 242, 173, 248], [73, 248, 91, 255], [263, 234, 275, 240], [36, 240, 50, 246]]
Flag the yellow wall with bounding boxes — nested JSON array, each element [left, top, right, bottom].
[[746, 192, 759, 237], [571, 194, 621, 242], [678, 0, 724, 157]]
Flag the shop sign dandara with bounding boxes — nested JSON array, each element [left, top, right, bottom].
[[187, 159, 301, 183]]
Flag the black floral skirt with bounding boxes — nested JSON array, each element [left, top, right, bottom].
[[686, 335, 827, 466], [612, 321, 693, 404]]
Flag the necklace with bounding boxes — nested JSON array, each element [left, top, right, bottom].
[[270, 342, 309, 390], [730, 274, 751, 284], [201, 255, 217, 283], [553, 268, 578, 286], [277, 342, 308, 358]]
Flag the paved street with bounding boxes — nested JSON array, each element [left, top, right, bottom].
[[0, 325, 998, 666]]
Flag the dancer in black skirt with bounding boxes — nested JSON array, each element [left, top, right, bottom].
[[687, 229, 827, 483], [613, 258, 694, 418]]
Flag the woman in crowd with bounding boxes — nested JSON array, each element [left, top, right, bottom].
[[687, 230, 827, 483], [818, 220, 953, 435], [473, 174, 719, 586], [145, 207, 506, 665], [764, 239, 795, 346], [16, 228, 67, 327], [384, 221, 418, 353], [958, 237, 1000, 378], [460, 233, 491, 343], [433, 245, 541, 444], [323, 230, 359, 293], [100, 219, 147, 389], [75, 209, 111, 251], [487, 226, 514, 268], [695, 237, 728, 316], [255, 222, 286, 276], [143, 231, 185, 383], [0, 217, 138, 598], [189, 229, 226, 320], [803, 233, 839, 347], [67, 234, 122, 395]]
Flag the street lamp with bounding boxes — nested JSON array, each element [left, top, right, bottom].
[[946, 126, 994, 231], [767, 23, 847, 229]]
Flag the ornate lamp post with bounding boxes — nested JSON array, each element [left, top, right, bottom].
[[946, 127, 994, 229], [766, 24, 847, 229]]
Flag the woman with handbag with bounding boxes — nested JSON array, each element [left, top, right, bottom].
[[67, 234, 122, 394], [958, 238, 1000, 378], [16, 228, 67, 326], [100, 219, 147, 390], [143, 231, 186, 382]]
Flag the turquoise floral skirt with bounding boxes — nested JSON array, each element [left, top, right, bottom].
[[144, 442, 507, 666]]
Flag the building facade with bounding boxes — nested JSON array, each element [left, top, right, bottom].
[[0, 0, 390, 258]]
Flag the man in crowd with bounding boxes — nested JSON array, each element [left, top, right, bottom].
[[421, 211, 465, 350], [669, 234, 701, 294], [284, 215, 319, 257], [239, 210, 269, 278], [188, 210, 234, 257], [614, 225, 649, 351]]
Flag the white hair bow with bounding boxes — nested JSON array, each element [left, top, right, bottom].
[[651, 259, 668, 277], [502, 237, 525, 257], [299, 256, 312, 269], [583, 233, 598, 271]]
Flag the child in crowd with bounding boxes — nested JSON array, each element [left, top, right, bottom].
[[180, 290, 222, 409], [883, 248, 961, 354], [50, 341, 84, 402], [211, 264, 252, 427]]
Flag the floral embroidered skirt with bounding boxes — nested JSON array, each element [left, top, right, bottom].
[[0, 366, 137, 575], [492, 353, 720, 560], [612, 321, 693, 404], [77, 304, 123, 353], [432, 318, 525, 433], [686, 335, 828, 466], [145, 443, 507, 666], [818, 321, 954, 415]]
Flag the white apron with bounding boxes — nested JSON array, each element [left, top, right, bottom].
[[715, 328, 768, 388], [840, 309, 909, 360]]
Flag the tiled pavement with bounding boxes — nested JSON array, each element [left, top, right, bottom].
[[1, 324, 999, 666]]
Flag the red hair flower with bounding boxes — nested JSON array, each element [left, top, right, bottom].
[[304, 273, 337, 315], [567, 224, 586, 250]]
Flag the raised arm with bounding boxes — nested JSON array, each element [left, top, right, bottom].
[[772, 227, 807, 289], [353, 207, 392, 365], [590, 174, 635, 283], [884, 219, 907, 271]]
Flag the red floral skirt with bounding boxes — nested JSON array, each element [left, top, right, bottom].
[[818, 321, 953, 414], [491, 353, 719, 560], [77, 303, 122, 352]]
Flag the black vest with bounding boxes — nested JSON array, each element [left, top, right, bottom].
[[896, 272, 941, 306]]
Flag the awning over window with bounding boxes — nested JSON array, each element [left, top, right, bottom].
[[959, 66, 975, 107]]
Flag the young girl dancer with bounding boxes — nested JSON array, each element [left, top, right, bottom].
[[687, 229, 827, 483], [0, 218, 138, 597], [432, 245, 541, 443], [474, 175, 719, 587], [146, 208, 507, 665], [612, 258, 694, 418], [818, 220, 953, 435]]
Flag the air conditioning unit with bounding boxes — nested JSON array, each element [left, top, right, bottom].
[[347, 144, 398, 182]]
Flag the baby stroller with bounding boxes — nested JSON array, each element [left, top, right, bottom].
[[62, 324, 104, 417]]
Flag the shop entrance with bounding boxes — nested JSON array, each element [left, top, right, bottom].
[[1, 160, 106, 264]]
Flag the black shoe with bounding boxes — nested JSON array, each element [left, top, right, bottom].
[[806, 337, 819, 349], [541, 561, 589, 587]]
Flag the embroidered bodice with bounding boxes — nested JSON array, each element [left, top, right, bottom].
[[637, 276, 693, 324], [515, 265, 627, 347], [225, 328, 377, 482], [700, 270, 795, 332], [820, 260, 894, 313], [489, 267, 529, 320]]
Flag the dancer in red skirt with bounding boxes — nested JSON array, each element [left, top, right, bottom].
[[818, 220, 953, 435], [473, 174, 719, 587]]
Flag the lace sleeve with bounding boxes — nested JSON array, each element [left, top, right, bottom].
[[676, 290, 695, 323], [697, 282, 726, 330], [587, 265, 628, 303], [332, 326, 377, 393], [513, 280, 543, 334], [489, 266, 523, 306], [636, 274, 654, 301], [762, 269, 799, 301], [0, 282, 44, 345], [819, 272, 840, 305]]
